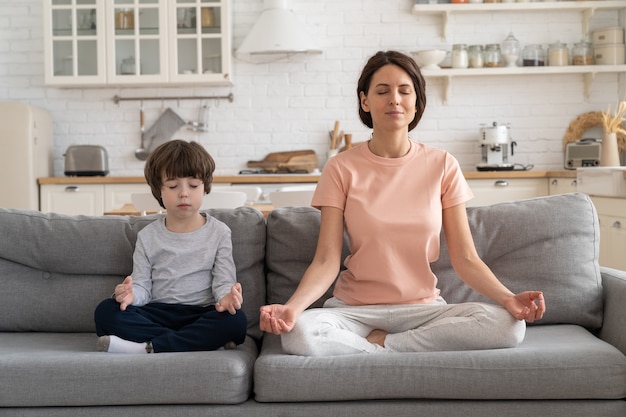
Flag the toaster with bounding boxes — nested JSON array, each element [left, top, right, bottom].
[[64, 145, 109, 176]]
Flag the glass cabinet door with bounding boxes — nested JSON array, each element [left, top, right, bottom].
[[169, 0, 231, 85], [106, 0, 168, 84], [43, 0, 106, 85]]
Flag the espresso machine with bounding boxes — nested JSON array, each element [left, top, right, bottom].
[[476, 121, 517, 171]]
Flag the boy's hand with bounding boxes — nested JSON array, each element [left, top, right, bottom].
[[114, 276, 135, 311], [216, 283, 243, 315]]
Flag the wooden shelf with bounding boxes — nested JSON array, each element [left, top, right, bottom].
[[412, 1, 626, 40], [422, 65, 626, 102]]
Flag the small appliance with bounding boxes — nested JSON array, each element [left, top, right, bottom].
[[64, 145, 109, 176], [564, 138, 601, 169], [477, 121, 517, 171]]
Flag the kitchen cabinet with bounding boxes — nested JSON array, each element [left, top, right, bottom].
[[548, 177, 578, 195], [43, 0, 231, 87], [43, 0, 106, 85], [40, 183, 104, 216], [40, 182, 151, 215], [466, 178, 548, 207], [411, 1, 626, 102], [589, 196, 626, 270]]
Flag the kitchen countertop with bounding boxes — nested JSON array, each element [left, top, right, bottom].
[[38, 170, 578, 185]]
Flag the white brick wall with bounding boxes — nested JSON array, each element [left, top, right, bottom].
[[0, 0, 622, 175]]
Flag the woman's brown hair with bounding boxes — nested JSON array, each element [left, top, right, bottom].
[[357, 50, 427, 132], [144, 140, 215, 207]]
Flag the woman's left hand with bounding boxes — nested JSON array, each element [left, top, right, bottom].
[[502, 291, 546, 323]]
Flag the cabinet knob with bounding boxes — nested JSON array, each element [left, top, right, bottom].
[[612, 221, 621, 229], [65, 186, 80, 192], [494, 180, 509, 187], [551, 179, 558, 186]]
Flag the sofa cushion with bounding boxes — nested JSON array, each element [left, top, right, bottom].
[[432, 193, 602, 329], [265, 206, 349, 307], [265, 194, 602, 329], [0, 333, 257, 406], [254, 325, 626, 402], [0, 207, 266, 339]]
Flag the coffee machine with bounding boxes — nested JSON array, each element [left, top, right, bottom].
[[477, 121, 517, 171]]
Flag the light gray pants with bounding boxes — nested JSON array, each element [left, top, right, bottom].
[[281, 297, 526, 356]]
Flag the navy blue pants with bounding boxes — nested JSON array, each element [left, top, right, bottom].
[[94, 298, 247, 352]]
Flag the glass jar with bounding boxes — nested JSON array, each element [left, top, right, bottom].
[[548, 41, 569, 66], [468, 45, 484, 68], [120, 57, 135, 75], [522, 44, 545, 67], [452, 44, 469, 69], [572, 40, 594, 65], [501, 32, 521, 67], [484, 44, 502, 67], [115, 9, 134, 30], [201, 8, 215, 28]]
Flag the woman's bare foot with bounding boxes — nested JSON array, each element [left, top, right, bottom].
[[366, 329, 387, 347]]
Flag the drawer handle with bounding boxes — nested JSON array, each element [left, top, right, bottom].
[[494, 180, 509, 187], [613, 221, 621, 229], [65, 186, 79, 192]]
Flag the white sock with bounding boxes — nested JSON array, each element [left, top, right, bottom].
[[107, 335, 149, 354]]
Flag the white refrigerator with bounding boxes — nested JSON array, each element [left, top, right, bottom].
[[0, 102, 53, 210]]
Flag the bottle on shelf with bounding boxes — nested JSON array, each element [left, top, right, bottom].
[[572, 40, 594, 65], [501, 33, 521, 67], [469, 45, 484, 68], [548, 41, 569, 66], [452, 44, 469, 69], [484, 44, 502, 67], [522, 44, 546, 67]]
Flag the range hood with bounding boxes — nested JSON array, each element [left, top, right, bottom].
[[235, 0, 322, 61]]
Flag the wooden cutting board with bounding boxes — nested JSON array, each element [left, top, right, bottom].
[[247, 150, 318, 173]]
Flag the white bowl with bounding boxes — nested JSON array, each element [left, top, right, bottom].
[[414, 49, 447, 70]]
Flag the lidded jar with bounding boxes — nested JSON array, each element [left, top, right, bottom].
[[501, 32, 521, 67], [452, 44, 469, 69], [548, 41, 569, 66], [468, 45, 484, 68], [484, 44, 502, 67], [522, 44, 545, 66], [572, 40, 594, 65]]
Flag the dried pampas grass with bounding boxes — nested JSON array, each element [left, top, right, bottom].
[[563, 108, 626, 152]]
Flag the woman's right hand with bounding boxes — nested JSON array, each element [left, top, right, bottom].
[[259, 304, 298, 335]]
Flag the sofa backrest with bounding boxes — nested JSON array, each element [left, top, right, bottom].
[[0, 207, 266, 340], [265, 193, 603, 329]]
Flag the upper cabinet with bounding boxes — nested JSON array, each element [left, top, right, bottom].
[[43, 0, 232, 87]]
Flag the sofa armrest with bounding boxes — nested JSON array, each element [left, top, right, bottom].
[[599, 267, 626, 356]]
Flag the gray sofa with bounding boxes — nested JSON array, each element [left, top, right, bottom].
[[0, 192, 624, 417]]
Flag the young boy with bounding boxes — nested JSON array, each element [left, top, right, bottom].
[[94, 140, 247, 353]]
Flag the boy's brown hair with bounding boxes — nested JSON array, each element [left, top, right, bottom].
[[144, 140, 215, 207]]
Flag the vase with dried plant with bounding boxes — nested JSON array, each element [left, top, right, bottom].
[[600, 101, 626, 167]]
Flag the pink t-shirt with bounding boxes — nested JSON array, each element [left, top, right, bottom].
[[312, 140, 473, 306]]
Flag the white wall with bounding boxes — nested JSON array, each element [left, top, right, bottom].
[[0, 0, 622, 175]]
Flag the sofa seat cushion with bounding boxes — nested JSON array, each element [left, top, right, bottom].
[[0, 333, 257, 407], [254, 325, 626, 402]]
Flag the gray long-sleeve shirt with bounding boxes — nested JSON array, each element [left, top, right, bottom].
[[131, 214, 236, 307]]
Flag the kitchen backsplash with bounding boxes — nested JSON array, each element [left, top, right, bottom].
[[0, 0, 622, 176]]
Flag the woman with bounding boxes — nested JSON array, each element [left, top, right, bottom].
[[260, 50, 545, 356]]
